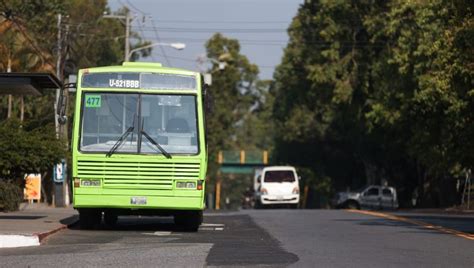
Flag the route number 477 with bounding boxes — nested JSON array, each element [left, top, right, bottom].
[[85, 95, 101, 108]]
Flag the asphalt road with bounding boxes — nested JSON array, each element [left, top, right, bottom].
[[1, 210, 473, 267]]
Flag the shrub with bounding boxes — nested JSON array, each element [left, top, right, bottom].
[[0, 180, 23, 212], [0, 120, 66, 181]]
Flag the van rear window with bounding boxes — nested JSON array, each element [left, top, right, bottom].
[[264, 171, 295, 183]]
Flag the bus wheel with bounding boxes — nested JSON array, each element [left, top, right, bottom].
[[79, 209, 101, 229], [174, 211, 202, 232], [104, 212, 118, 226]]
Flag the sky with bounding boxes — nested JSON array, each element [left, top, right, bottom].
[[108, 0, 304, 80]]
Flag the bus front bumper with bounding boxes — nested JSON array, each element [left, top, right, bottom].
[[73, 194, 204, 210]]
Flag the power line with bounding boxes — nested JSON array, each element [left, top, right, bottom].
[[124, 0, 148, 15], [123, 0, 171, 66], [152, 20, 290, 24], [134, 27, 287, 33], [135, 36, 390, 47], [149, 18, 171, 66]]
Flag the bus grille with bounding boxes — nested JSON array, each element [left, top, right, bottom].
[[77, 160, 201, 190]]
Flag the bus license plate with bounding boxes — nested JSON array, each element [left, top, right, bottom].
[[131, 197, 147, 205]]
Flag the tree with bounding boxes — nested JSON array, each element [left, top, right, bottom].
[[205, 33, 260, 164], [204, 33, 274, 208], [273, 0, 472, 207]]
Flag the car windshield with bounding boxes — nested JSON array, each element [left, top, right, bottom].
[[80, 93, 198, 155], [263, 170, 295, 183]]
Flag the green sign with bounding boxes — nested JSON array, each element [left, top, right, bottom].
[[85, 95, 101, 108], [220, 166, 255, 174]]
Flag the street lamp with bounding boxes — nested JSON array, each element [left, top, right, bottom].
[[127, 42, 186, 61]]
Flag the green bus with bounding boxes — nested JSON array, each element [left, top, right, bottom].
[[60, 62, 207, 231]]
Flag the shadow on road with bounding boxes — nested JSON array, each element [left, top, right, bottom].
[[67, 216, 184, 232], [335, 213, 474, 235], [0, 215, 45, 220]]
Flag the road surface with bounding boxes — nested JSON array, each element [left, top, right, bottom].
[[1, 209, 473, 267]]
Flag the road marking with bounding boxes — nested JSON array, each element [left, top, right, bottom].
[[199, 223, 225, 231], [347, 209, 474, 241], [153, 231, 172, 236], [142, 231, 177, 236], [201, 223, 225, 227]]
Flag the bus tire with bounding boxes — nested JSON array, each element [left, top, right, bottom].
[[104, 212, 118, 226], [174, 211, 202, 232], [79, 209, 101, 229]]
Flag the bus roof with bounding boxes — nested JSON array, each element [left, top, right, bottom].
[[80, 62, 198, 76]]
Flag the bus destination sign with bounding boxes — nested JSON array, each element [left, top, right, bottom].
[[108, 79, 140, 88], [82, 72, 196, 90]]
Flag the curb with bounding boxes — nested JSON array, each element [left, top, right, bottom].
[[36, 216, 79, 244], [0, 217, 78, 248], [347, 209, 474, 241], [35, 224, 68, 244]]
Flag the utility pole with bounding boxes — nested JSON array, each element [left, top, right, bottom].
[[54, 14, 61, 139], [7, 57, 12, 119], [53, 13, 65, 208], [103, 12, 132, 61], [125, 13, 131, 61]]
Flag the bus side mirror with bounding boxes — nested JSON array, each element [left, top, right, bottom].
[[56, 83, 75, 125], [57, 89, 67, 125]]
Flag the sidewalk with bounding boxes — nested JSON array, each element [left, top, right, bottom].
[[0, 202, 78, 248]]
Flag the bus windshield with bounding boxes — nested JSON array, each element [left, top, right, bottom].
[[264, 170, 295, 183], [80, 93, 198, 155]]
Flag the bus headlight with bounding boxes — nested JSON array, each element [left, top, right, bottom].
[[81, 179, 101, 187], [186, 182, 196, 189], [176, 181, 197, 189]]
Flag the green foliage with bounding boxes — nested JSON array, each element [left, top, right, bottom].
[[0, 180, 23, 212], [205, 33, 262, 170], [0, 120, 65, 181], [204, 34, 278, 206], [273, 0, 473, 207], [0, 0, 151, 73]]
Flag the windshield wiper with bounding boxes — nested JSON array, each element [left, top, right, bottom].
[[106, 126, 135, 157], [141, 130, 172, 159]]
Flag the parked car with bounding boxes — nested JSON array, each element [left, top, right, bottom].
[[333, 185, 398, 210]]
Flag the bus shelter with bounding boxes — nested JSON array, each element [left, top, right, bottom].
[[0, 72, 65, 206]]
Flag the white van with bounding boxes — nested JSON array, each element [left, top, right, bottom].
[[254, 166, 300, 208]]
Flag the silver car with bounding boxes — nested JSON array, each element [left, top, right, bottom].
[[333, 185, 398, 210]]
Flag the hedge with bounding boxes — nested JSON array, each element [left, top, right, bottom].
[[0, 180, 23, 212]]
